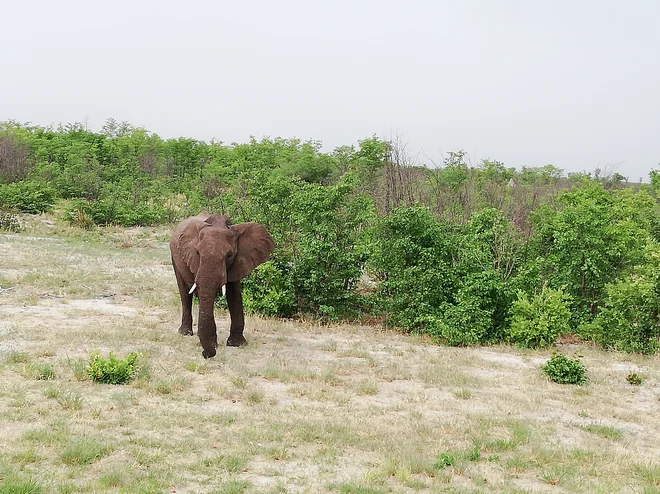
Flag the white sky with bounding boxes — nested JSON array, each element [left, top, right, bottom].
[[2, 0, 659, 180]]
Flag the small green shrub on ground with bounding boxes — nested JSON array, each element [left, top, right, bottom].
[[626, 373, 645, 386], [507, 288, 572, 348], [542, 354, 586, 385], [86, 351, 140, 385], [0, 210, 20, 232]]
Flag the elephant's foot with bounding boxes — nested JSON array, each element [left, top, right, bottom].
[[178, 325, 193, 336], [226, 334, 248, 347]]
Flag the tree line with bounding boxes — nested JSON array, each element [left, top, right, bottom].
[[1, 119, 659, 353]]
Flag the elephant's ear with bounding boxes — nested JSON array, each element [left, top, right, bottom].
[[227, 223, 276, 282], [177, 221, 203, 274]]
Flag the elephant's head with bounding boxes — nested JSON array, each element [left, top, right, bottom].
[[175, 213, 275, 356]]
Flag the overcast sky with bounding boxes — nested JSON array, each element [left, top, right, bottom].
[[2, 0, 658, 180]]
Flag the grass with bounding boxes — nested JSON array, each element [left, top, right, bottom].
[[582, 423, 624, 441], [60, 437, 111, 465], [0, 214, 659, 493]]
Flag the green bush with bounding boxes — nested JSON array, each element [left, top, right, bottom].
[[541, 354, 586, 384], [0, 180, 55, 213], [369, 205, 458, 332], [507, 288, 572, 348], [584, 276, 660, 354], [86, 351, 140, 385], [0, 210, 20, 232], [234, 173, 373, 318], [242, 260, 296, 317], [626, 373, 644, 386], [531, 183, 653, 325]]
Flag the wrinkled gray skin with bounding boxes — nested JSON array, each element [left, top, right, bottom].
[[170, 213, 275, 358]]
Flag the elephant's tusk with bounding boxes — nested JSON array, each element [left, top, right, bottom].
[[188, 283, 197, 295], [222, 284, 226, 296]]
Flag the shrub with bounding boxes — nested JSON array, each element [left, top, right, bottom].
[[0, 210, 20, 232], [626, 373, 644, 386], [241, 260, 296, 317], [86, 351, 140, 385], [507, 288, 572, 348], [584, 274, 660, 354], [369, 205, 458, 332], [0, 180, 55, 213], [531, 183, 653, 325], [541, 354, 586, 385]]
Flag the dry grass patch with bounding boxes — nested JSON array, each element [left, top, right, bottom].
[[1, 218, 660, 492]]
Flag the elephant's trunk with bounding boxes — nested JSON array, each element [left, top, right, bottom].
[[197, 284, 220, 359]]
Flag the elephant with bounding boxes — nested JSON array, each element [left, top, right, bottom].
[[169, 212, 275, 358]]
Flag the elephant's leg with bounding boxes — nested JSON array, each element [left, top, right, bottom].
[[173, 264, 194, 336], [226, 281, 247, 347]]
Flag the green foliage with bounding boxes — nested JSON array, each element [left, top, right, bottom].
[[434, 452, 457, 468], [0, 478, 42, 494], [60, 438, 110, 465], [626, 373, 645, 385], [86, 351, 140, 385], [236, 172, 374, 318], [585, 278, 660, 354], [369, 206, 521, 345], [650, 169, 660, 195], [531, 183, 654, 325], [541, 354, 586, 385], [0, 181, 55, 213], [241, 260, 296, 318], [0, 211, 20, 232], [507, 288, 572, 348], [580, 241, 660, 354], [368, 205, 458, 334]]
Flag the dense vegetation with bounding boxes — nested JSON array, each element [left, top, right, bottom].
[[2, 119, 659, 353]]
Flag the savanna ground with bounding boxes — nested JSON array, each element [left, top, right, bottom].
[[1, 215, 659, 494]]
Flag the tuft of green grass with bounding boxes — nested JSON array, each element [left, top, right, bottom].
[[356, 380, 378, 396], [22, 362, 55, 380], [636, 462, 660, 486], [453, 388, 472, 400], [201, 454, 248, 473], [434, 452, 456, 468], [56, 391, 84, 411], [0, 478, 42, 494], [184, 360, 211, 374], [153, 376, 188, 395], [627, 372, 645, 386], [11, 449, 40, 465], [230, 376, 247, 389], [245, 388, 265, 405], [97, 469, 125, 489], [582, 424, 623, 441], [60, 437, 111, 465], [23, 422, 69, 446], [266, 445, 289, 461], [66, 358, 88, 381], [5, 351, 30, 364]]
